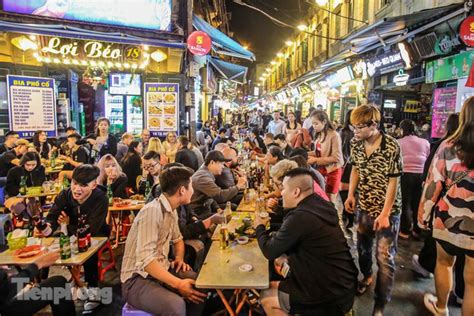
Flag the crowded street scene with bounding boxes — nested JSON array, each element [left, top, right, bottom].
[[0, 0, 473, 315]]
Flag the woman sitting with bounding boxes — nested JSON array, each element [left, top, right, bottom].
[[33, 130, 52, 160], [243, 137, 262, 159], [97, 154, 128, 199], [6, 152, 45, 198], [58, 133, 89, 182], [162, 132, 179, 162], [120, 141, 143, 193]]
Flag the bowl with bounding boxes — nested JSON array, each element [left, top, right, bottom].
[[258, 211, 269, 219], [237, 236, 249, 245]]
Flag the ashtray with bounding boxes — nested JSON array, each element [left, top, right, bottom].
[[239, 263, 253, 272], [237, 236, 249, 245]]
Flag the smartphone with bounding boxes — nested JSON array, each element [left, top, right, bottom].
[[281, 262, 290, 278]]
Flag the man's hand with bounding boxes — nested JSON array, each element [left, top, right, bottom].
[[266, 198, 279, 210], [209, 213, 226, 225], [176, 279, 207, 304], [87, 138, 96, 145], [344, 195, 356, 213], [373, 213, 390, 231], [171, 258, 191, 273], [253, 214, 270, 229], [236, 176, 247, 190], [58, 211, 70, 225], [34, 251, 59, 269]]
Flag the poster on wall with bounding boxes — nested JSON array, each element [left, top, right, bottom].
[[144, 83, 179, 136], [3, 0, 172, 31], [7, 75, 57, 138], [431, 87, 457, 139], [456, 78, 474, 112]]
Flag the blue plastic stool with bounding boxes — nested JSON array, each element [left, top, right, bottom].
[[0, 214, 12, 246], [122, 303, 153, 316], [0, 186, 5, 206]]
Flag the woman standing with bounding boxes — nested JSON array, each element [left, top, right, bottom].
[[308, 110, 344, 203], [6, 152, 45, 198], [286, 111, 301, 144], [120, 141, 143, 192], [420, 97, 474, 316], [162, 132, 179, 162], [33, 130, 52, 160], [87, 118, 117, 162], [339, 110, 355, 229], [398, 119, 430, 239], [97, 154, 128, 199]]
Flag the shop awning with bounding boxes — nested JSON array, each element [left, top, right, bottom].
[[193, 15, 255, 61], [208, 57, 248, 84], [0, 19, 186, 49], [343, 3, 467, 54]]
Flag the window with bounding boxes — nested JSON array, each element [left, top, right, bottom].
[[334, 8, 342, 39], [317, 25, 323, 54], [363, 0, 370, 22], [348, 1, 354, 31], [302, 39, 308, 66], [286, 57, 291, 77], [379, 0, 391, 8]]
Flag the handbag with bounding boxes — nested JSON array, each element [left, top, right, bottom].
[[426, 170, 470, 229]]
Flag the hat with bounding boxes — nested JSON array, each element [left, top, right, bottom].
[[15, 139, 30, 147], [205, 150, 231, 165], [5, 131, 18, 138]]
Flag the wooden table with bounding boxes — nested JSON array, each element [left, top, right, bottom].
[[108, 202, 145, 248], [0, 237, 107, 287], [211, 212, 254, 241], [237, 190, 258, 212], [19, 190, 61, 199]]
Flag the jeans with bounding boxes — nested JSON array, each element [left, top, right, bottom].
[[400, 173, 423, 234], [356, 211, 400, 305]]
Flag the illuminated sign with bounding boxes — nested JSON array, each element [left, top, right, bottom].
[[366, 49, 409, 77], [3, 0, 172, 31], [393, 69, 410, 86], [187, 31, 212, 56], [460, 16, 474, 47], [435, 34, 461, 55]]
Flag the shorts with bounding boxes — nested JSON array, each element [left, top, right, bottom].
[[319, 167, 343, 195], [278, 290, 291, 314], [436, 239, 474, 258]]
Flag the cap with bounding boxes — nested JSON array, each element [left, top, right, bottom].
[[15, 139, 30, 147], [5, 131, 18, 138], [205, 150, 232, 165]]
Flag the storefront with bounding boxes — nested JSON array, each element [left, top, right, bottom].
[[0, 0, 188, 138]]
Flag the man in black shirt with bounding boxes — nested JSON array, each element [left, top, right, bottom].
[[274, 134, 293, 158], [0, 131, 19, 154], [255, 168, 357, 315], [0, 139, 29, 178], [43, 164, 109, 311], [175, 136, 199, 171]]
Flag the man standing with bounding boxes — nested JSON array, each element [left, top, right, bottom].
[[141, 129, 151, 155], [256, 168, 357, 315], [190, 151, 246, 218], [121, 166, 207, 315], [175, 136, 199, 171], [267, 111, 286, 136], [302, 107, 316, 130], [344, 104, 402, 316], [0, 131, 19, 154]]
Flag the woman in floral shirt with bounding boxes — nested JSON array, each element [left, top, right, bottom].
[[419, 97, 474, 316]]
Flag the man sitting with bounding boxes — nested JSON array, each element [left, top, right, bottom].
[[138, 151, 162, 200], [175, 136, 199, 171], [121, 166, 207, 315], [190, 151, 246, 218], [274, 134, 293, 158], [255, 168, 357, 315]]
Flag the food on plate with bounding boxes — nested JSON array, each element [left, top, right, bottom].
[[164, 93, 176, 103], [235, 221, 256, 237], [148, 93, 163, 103], [14, 245, 43, 258], [130, 194, 144, 201], [149, 118, 161, 128], [163, 105, 176, 115], [163, 118, 175, 128], [113, 198, 132, 207], [149, 106, 161, 115]]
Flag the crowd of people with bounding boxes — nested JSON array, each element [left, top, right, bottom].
[[0, 97, 472, 316]]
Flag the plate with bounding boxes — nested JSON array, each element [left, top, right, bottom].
[[239, 263, 253, 272], [14, 245, 44, 258], [237, 236, 249, 245]]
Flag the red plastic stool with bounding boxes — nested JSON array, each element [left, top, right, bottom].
[[97, 240, 116, 282]]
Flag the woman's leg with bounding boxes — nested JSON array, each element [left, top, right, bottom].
[[463, 255, 474, 315], [434, 242, 456, 309]]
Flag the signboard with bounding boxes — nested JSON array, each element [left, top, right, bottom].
[[456, 77, 474, 112], [144, 83, 179, 136], [431, 87, 457, 139], [459, 16, 474, 47], [425, 51, 474, 83], [325, 66, 354, 88], [434, 34, 461, 55], [393, 69, 410, 86], [7, 75, 57, 137], [187, 31, 212, 56], [366, 50, 406, 77], [3, 0, 172, 31]]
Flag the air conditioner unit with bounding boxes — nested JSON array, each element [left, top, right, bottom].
[[410, 32, 438, 60]]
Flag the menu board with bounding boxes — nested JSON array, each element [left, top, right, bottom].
[[7, 75, 57, 138], [144, 83, 179, 136], [431, 87, 457, 139]]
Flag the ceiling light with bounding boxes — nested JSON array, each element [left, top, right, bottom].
[[33, 52, 39, 58], [115, 62, 122, 68], [29, 35, 36, 41], [132, 64, 138, 69], [63, 59, 71, 64], [297, 24, 307, 31], [98, 61, 105, 67], [143, 45, 149, 51], [81, 60, 88, 66], [277, 52, 284, 58], [44, 57, 51, 63], [271, 61, 277, 65], [315, 0, 328, 6], [243, 45, 248, 50], [139, 63, 147, 69], [150, 49, 167, 63], [266, 67, 271, 71], [123, 63, 130, 69], [72, 59, 79, 65], [89, 60, 97, 66], [36, 56, 43, 62], [107, 61, 114, 67], [285, 41, 293, 46], [11, 36, 38, 51], [53, 58, 60, 63]]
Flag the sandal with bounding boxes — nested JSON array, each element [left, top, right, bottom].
[[356, 277, 373, 295]]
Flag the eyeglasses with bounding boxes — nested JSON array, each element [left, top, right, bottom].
[[352, 124, 370, 131], [144, 163, 159, 170]]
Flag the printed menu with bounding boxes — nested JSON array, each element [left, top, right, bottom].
[[144, 83, 179, 135], [7, 75, 57, 137], [431, 87, 457, 139]]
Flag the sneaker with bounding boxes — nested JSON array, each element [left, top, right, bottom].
[[411, 255, 433, 278], [424, 293, 449, 316], [83, 287, 102, 311]]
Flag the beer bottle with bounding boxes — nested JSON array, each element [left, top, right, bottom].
[[107, 185, 113, 206], [224, 201, 232, 224], [60, 234, 71, 260], [19, 176, 27, 196]]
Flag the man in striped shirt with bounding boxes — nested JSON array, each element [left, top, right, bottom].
[[121, 166, 206, 315]]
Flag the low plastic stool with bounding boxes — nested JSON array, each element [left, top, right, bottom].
[[0, 214, 12, 245], [122, 303, 153, 316], [97, 240, 116, 281], [0, 186, 5, 206]]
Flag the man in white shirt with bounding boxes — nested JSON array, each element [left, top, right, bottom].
[[267, 111, 287, 136], [121, 167, 206, 315], [302, 106, 316, 130]]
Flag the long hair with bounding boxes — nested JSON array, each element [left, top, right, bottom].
[[443, 113, 460, 139], [311, 110, 335, 143], [96, 154, 124, 185], [95, 117, 110, 136], [122, 141, 141, 165], [448, 97, 474, 169], [147, 137, 163, 154], [19, 151, 41, 169]]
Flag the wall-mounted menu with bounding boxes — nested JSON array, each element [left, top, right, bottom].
[[431, 87, 457, 139], [7, 75, 57, 138], [144, 83, 179, 136]]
